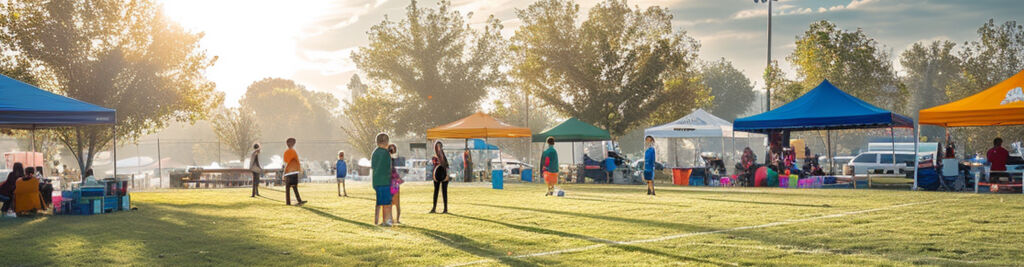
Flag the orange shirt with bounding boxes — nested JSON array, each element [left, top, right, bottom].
[[14, 177, 42, 213], [284, 148, 301, 173]]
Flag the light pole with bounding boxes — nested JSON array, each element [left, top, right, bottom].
[[755, 0, 777, 112]]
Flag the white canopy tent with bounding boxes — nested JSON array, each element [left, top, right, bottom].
[[644, 109, 765, 169]]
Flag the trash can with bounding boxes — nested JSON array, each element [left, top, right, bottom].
[[521, 169, 533, 182], [491, 170, 503, 189]]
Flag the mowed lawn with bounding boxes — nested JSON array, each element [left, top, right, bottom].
[[2, 181, 1023, 266]]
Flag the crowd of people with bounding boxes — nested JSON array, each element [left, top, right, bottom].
[[0, 162, 54, 217]]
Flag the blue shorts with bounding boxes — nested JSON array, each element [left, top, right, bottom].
[[643, 171, 654, 180], [374, 186, 392, 205]]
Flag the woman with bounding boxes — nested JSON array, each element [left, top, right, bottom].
[[0, 162, 24, 217], [249, 143, 263, 197], [388, 144, 404, 224], [14, 166, 43, 215], [431, 141, 450, 214]]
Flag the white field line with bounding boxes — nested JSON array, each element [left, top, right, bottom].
[[445, 200, 942, 267]]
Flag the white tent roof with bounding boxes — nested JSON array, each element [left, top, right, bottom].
[[644, 109, 758, 138]]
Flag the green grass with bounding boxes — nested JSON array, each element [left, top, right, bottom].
[[2, 181, 1023, 266]]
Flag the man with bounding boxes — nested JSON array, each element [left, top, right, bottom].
[[541, 137, 559, 196], [282, 138, 306, 206], [644, 136, 656, 195], [988, 137, 1010, 173], [371, 133, 393, 226]]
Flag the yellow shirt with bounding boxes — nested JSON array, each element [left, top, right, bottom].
[[284, 148, 301, 174]]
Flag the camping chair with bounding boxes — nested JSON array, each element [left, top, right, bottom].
[[939, 159, 965, 191]]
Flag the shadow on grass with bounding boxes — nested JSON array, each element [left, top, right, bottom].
[[467, 202, 712, 232], [298, 206, 379, 230], [401, 225, 541, 267], [697, 197, 831, 208], [450, 214, 736, 266], [565, 185, 837, 198]]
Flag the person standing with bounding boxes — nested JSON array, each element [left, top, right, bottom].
[[463, 149, 473, 182], [282, 138, 306, 206], [249, 143, 263, 197], [541, 137, 559, 196], [336, 151, 348, 197], [431, 141, 450, 214], [371, 133, 394, 226], [0, 162, 23, 217], [388, 144, 404, 224], [644, 136, 656, 195]]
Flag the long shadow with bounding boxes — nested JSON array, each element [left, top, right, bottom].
[[401, 225, 540, 267], [697, 198, 832, 208], [563, 195, 692, 208], [467, 202, 713, 232], [450, 214, 735, 266], [298, 206, 380, 230], [566, 185, 838, 198]]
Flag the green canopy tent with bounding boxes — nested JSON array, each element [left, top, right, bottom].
[[532, 118, 612, 182]]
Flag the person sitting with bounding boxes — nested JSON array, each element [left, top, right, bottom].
[[0, 162, 24, 217], [987, 137, 1010, 182], [14, 167, 44, 215], [82, 169, 101, 187]]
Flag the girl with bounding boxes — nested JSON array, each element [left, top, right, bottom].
[[249, 143, 262, 197], [388, 144, 404, 224], [431, 141, 450, 214]]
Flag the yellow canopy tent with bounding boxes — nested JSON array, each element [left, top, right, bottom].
[[427, 112, 531, 184], [919, 69, 1024, 127], [427, 112, 531, 139], [916, 69, 1024, 193]]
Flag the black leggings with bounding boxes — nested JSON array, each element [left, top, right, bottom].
[[284, 174, 302, 205], [432, 180, 448, 211], [251, 171, 260, 197], [0, 195, 10, 213]]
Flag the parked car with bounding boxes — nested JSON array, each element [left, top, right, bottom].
[[848, 151, 924, 174], [490, 159, 533, 175]]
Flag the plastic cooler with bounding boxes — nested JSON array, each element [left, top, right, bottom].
[[789, 175, 799, 188], [491, 170, 503, 189], [521, 169, 533, 182]]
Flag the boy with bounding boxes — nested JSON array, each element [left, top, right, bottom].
[[371, 133, 393, 226], [283, 138, 307, 206], [644, 136, 656, 195], [336, 151, 348, 197], [541, 137, 559, 196]]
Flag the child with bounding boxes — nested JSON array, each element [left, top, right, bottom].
[[283, 138, 306, 206], [388, 144, 404, 224], [644, 136, 656, 195], [336, 151, 348, 197], [371, 133, 393, 226], [541, 137, 559, 196]]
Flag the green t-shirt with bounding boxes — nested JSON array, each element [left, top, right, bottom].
[[540, 146, 559, 173], [371, 147, 391, 186]]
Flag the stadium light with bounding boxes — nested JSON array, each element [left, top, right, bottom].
[[754, 0, 777, 112]]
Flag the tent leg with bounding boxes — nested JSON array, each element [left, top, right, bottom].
[[913, 124, 920, 190], [113, 124, 117, 183], [891, 127, 896, 175], [31, 125, 37, 168], [827, 130, 833, 176]]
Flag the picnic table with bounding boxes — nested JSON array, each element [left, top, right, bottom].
[[182, 167, 284, 188]]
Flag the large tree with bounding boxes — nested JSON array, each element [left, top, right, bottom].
[[211, 107, 261, 163], [511, 0, 706, 136], [0, 0, 220, 172], [946, 20, 1024, 153], [783, 20, 907, 112], [900, 40, 960, 140], [702, 58, 755, 121], [352, 0, 506, 136], [239, 78, 339, 143], [340, 90, 399, 159]]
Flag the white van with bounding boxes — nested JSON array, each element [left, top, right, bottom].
[[848, 151, 922, 174]]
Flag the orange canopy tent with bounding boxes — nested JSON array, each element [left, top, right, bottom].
[[919, 69, 1024, 127], [427, 112, 531, 139]]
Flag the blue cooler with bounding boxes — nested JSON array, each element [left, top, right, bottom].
[[491, 170, 503, 189], [521, 169, 533, 182], [121, 195, 130, 210]]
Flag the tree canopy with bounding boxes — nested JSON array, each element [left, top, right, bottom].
[[511, 0, 706, 136], [212, 107, 261, 163], [900, 40, 960, 140], [702, 58, 756, 121]]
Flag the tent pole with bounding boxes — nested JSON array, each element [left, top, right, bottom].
[[891, 127, 896, 175], [732, 131, 737, 171], [31, 124, 37, 168], [913, 124, 920, 190], [113, 123, 117, 183], [827, 130, 833, 176]]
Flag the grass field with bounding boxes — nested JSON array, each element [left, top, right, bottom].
[[2, 181, 1023, 266]]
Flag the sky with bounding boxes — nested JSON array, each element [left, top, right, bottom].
[[158, 0, 1022, 108]]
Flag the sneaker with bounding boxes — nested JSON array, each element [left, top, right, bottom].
[[442, 210, 448, 214], [380, 222, 392, 227], [429, 209, 436, 214], [296, 201, 308, 206], [3, 212, 16, 218]]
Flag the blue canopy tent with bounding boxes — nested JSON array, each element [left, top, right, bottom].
[[0, 74, 117, 177], [734, 79, 914, 177]]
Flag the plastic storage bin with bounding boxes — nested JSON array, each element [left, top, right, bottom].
[[521, 169, 533, 182], [491, 170, 503, 189]]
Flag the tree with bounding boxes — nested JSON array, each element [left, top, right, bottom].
[[900, 40, 960, 140], [702, 58, 756, 121], [352, 0, 506, 136], [511, 0, 706, 136], [340, 91, 399, 159], [212, 107, 261, 163], [0, 0, 220, 172], [946, 20, 1024, 153], [784, 20, 906, 112], [348, 74, 368, 100], [239, 78, 339, 144]]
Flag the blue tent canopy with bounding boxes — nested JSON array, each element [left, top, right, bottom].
[[468, 139, 499, 150], [0, 74, 115, 128], [734, 79, 912, 133]]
